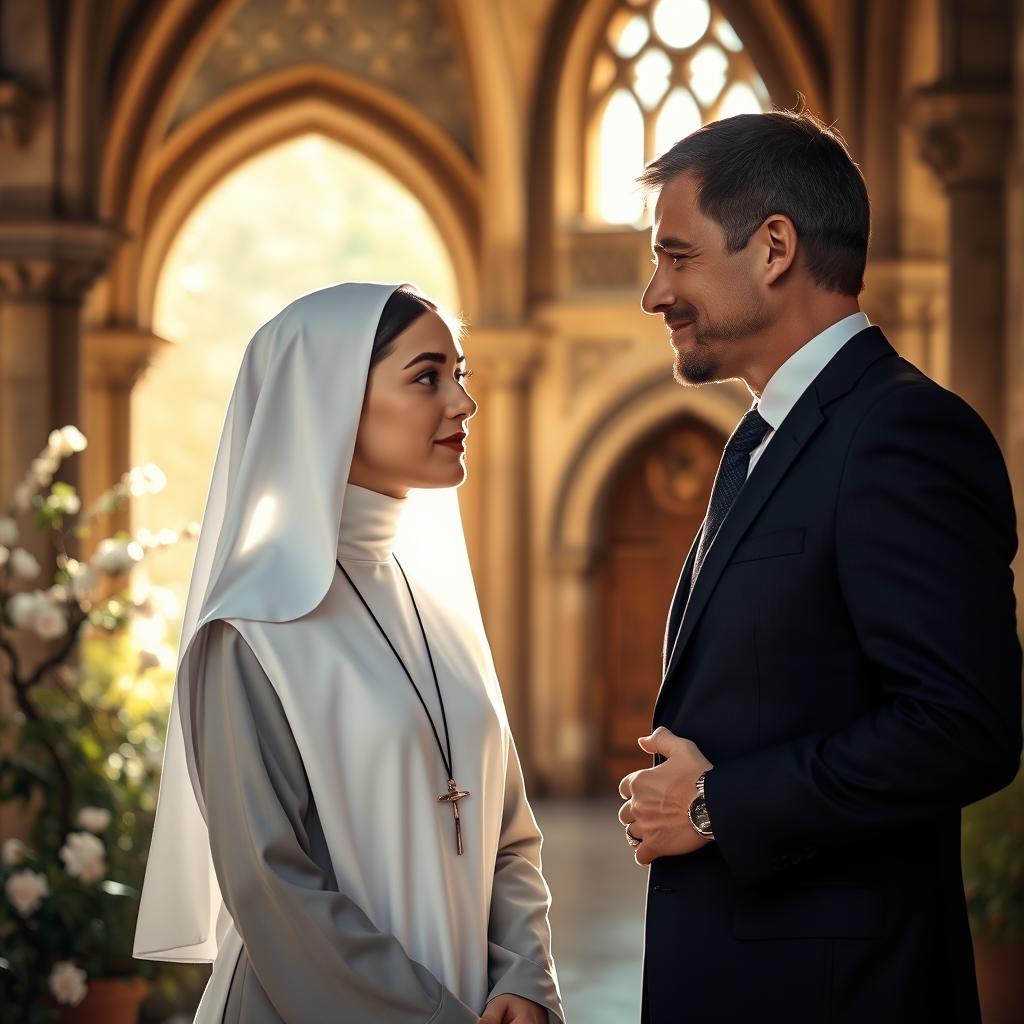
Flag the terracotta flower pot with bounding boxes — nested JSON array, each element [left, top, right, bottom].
[[54, 976, 150, 1024], [974, 934, 1024, 1024]]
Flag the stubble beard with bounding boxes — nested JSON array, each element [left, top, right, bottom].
[[671, 298, 769, 387]]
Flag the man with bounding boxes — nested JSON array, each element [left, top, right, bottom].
[[617, 110, 1022, 1023]]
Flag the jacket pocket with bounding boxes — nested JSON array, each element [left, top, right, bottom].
[[733, 884, 883, 940], [730, 527, 805, 564]]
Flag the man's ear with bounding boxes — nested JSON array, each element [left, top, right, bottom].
[[761, 214, 798, 286]]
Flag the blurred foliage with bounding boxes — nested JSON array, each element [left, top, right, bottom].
[[963, 762, 1024, 944], [0, 628, 178, 1021], [1, 437, 203, 1022]]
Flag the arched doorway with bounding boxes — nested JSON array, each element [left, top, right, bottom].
[[133, 132, 460, 605], [596, 413, 725, 786]]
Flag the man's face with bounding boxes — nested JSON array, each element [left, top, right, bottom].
[[641, 173, 768, 386]]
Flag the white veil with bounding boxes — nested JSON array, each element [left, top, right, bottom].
[[133, 281, 492, 962]]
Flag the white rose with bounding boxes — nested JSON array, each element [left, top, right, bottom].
[[48, 426, 87, 458], [91, 538, 144, 575], [0, 516, 18, 546], [31, 454, 59, 487], [10, 548, 40, 580], [48, 961, 88, 1007], [127, 464, 166, 497], [2, 838, 31, 866], [70, 564, 102, 600], [5, 869, 49, 916], [62, 426, 87, 454], [34, 602, 68, 641], [7, 590, 46, 630], [59, 831, 106, 885], [47, 491, 81, 516], [76, 807, 112, 833]]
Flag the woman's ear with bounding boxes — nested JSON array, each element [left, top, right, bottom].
[[761, 214, 798, 286]]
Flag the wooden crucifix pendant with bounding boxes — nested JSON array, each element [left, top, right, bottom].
[[438, 779, 470, 855]]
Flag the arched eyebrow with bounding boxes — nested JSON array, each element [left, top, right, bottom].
[[653, 237, 697, 255], [402, 352, 468, 369]]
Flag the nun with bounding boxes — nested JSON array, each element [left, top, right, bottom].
[[133, 283, 563, 1024]]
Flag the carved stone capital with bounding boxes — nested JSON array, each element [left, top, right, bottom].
[[83, 326, 171, 390], [0, 221, 124, 303], [467, 327, 540, 388], [0, 78, 38, 148], [909, 87, 1013, 188]]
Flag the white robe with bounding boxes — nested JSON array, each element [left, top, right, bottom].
[[193, 484, 562, 1022]]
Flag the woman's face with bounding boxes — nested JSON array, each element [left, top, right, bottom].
[[349, 311, 477, 498]]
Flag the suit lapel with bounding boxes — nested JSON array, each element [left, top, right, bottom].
[[658, 397, 824, 694], [662, 518, 705, 676], [654, 327, 896, 719]]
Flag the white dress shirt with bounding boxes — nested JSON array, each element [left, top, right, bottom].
[[747, 312, 871, 477]]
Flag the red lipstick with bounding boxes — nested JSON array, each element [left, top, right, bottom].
[[435, 431, 466, 452]]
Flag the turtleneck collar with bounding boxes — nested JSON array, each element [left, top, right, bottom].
[[337, 483, 406, 563]]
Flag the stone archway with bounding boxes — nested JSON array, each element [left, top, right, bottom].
[[131, 130, 463, 605], [88, 51, 482, 540], [533, 376, 747, 794], [596, 412, 725, 786], [117, 64, 481, 328]]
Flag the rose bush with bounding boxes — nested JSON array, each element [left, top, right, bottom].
[[0, 427, 200, 1022]]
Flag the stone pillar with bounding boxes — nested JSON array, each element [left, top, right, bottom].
[[0, 223, 119, 844], [863, 258, 949, 383], [0, 221, 120, 502], [82, 326, 169, 543], [470, 327, 538, 747], [910, 89, 1012, 439], [539, 546, 599, 796]]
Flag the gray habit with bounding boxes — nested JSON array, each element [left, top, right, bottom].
[[195, 619, 562, 1023]]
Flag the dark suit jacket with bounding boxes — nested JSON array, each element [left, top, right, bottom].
[[642, 327, 1022, 1024]]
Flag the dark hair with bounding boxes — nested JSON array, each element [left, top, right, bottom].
[[370, 286, 438, 368], [637, 110, 870, 295]]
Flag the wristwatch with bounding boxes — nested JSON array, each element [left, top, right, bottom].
[[687, 771, 714, 839]]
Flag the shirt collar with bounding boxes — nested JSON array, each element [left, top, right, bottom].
[[757, 312, 871, 430]]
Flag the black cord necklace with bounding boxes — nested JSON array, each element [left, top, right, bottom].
[[336, 555, 470, 855]]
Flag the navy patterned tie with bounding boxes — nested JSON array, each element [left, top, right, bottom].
[[689, 406, 772, 593]]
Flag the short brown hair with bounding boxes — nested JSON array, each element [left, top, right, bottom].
[[638, 110, 870, 295]]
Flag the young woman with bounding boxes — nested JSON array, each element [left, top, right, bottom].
[[134, 283, 563, 1024]]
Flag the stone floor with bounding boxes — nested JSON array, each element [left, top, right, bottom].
[[533, 799, 647, 1024]]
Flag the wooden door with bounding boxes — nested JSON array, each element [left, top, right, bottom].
[[597, 415, 724, 788]]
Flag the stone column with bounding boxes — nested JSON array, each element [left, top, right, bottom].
[[469, 327, 538, 748], [863, 258, 949, 383], [910, 89, 1012, 439], [0, 222, 119, 844], [82, 326, 169, 542], [0, 221, 120, 502], [540, 546, 599, 796]]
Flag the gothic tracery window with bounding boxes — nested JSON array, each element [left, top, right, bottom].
[[588, 0, 770, 223]]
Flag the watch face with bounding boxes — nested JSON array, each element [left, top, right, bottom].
[[690, 796, 712, 833]]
